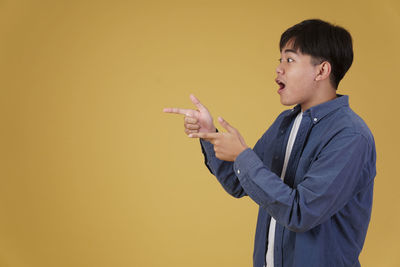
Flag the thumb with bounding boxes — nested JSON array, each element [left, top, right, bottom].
[[218, 117, 236, 133], [190, 94, 207, 111]]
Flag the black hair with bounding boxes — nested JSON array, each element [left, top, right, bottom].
[[280, 19, 353, 89]]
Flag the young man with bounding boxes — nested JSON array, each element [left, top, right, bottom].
[[164, 19, 376, 267]]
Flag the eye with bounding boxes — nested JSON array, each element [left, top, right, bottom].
[[287, 58, 294, 63], [278, 58, 282, 63]]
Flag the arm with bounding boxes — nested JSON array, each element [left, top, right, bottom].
[[200, 138, 247, 198], [232, 131, 376, 232], [193, 115, 281, 199], [164, 95, 247, 198]]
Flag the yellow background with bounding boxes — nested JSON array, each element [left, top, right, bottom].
[[1, 0, 399, 266]]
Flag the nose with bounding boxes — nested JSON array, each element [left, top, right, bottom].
[[276, 63, 284, 74]]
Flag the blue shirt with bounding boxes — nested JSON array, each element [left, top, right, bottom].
[[200, 95, 376, 267]]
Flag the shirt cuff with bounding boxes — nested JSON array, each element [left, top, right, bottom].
[[200, 138, 215, 156], [200, 138, 217, 174], [233, 148, 263, 178]]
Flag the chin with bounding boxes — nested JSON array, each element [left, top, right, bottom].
[[280, 97, 297, 107]]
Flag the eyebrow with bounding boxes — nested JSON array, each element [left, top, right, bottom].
[[283, 49, 298, 54]]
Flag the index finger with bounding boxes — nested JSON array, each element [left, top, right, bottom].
[[163, 107, 195, 117]]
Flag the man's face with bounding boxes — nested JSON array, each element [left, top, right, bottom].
[[275, 41, 320, 111]]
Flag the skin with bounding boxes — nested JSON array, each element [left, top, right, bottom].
[[163, 41, 338, 162], [163, 94, 247, 161], [276, 41, 337, 111]]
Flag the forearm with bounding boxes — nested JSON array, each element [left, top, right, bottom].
[[200, 139, 247, 198], [232, 135, 374, 232]]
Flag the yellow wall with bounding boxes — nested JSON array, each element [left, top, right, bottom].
[[1, 0, 399, 266]]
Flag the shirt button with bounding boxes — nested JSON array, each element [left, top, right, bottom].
[[313, 118, 318, 122], [237, 169, 240, 174]]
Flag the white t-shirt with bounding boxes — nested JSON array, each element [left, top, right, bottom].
[[266, 111, 303, 266]]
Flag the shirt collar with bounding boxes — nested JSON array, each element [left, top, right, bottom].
[[290, 94, 349, 124]]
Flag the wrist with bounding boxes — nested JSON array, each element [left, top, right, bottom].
[[234, 146, 248, 161]]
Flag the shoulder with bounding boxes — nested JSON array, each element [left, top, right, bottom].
[[331, 106, 375, 147]]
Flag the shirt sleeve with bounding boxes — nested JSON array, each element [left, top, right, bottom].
[[199, 116, 281, 199], [200, 138, 247, 198], [232, 132, 376, 232]]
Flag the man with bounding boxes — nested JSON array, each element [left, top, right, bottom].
[[164, 19, 376, 267]]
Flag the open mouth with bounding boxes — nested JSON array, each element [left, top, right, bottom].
[[275, 79, 286, 92]]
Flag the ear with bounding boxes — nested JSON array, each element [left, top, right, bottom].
[[315, 61, 331, 81]]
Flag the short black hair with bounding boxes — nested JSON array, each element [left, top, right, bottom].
[[280, 19, 353, 89]]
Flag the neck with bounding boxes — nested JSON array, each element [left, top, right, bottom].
[[301, 86, 337, 111]]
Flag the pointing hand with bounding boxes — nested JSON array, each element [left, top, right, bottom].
[[189, 117, 248, 162], [163, 94, 216, 136]]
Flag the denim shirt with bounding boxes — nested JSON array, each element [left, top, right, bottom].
[[200, 95, 376, 267]]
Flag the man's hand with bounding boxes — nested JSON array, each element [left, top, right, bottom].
[[163, 94, 216, 136], [189, 117, 248, 162]]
